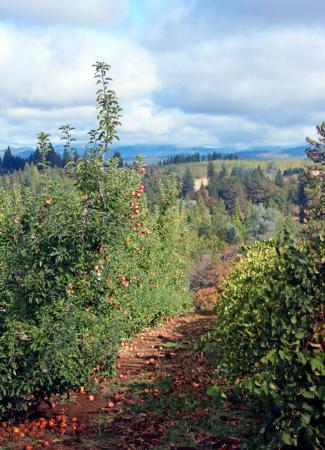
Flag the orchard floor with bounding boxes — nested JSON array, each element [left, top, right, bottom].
[[2, 311, 257, 450]]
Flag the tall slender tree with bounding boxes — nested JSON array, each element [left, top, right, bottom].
[[181, 167, 195, 197], [275, 169, 284, 187], [207, 160, 216, 183], [59, 123, 76, 164], [303, 122, 325, 239], [92, 62, 122, 160]]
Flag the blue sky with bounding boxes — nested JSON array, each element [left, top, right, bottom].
[[0, 0, 325, 150]]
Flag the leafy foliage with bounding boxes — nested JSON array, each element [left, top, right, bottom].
[[206, 125, 325, 448], [303, 123, 325, 240], [210, 238, 324, 448], [225, 223, 241, 244], [0, 64, 190, 417], [36, 132, 52, 171], [90, 61, 122, 158], [59, 123, 77, 165], [245, 204, 281, 242]]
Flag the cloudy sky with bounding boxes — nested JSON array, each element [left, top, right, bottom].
[[1, 0, 325, 149]]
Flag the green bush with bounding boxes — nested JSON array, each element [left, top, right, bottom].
[[0, 62, 190, 417], [0, 159, 190, 416], [225, 223, 241, 244], [210, 238, 324, 448], [245, 204, 281, 242]]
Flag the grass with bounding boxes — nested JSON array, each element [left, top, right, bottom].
[[129, 375, 256, 448]]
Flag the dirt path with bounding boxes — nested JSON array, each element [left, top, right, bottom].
[[2, 311, 251, 449], [47, 313, 218, 449]]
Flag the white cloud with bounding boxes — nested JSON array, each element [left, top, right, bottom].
[[1, 105, 96, 145], [120, 100, 317, 148], [0, 23, 161, 146], [156, 29, 325, 119], [0, 0, 128, 24], [1, 2, 325, 150], [0, 25, 159, 108], [145, 0, 325, 49]]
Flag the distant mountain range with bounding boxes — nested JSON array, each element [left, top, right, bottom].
[[0, 144, 306, 162]]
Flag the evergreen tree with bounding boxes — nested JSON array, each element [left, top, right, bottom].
[[113, 151, 123, 168], [1, 147, 26, 173], [245, 171, 275, 205], [213, 176, 246, 214], [28, 148, 41, 166], [219, 163, 228, 178], [243, 201, 254, 225], [265, 161, 277, 178], [297, 179, 307, 224], [275, 169, 284, 187], [207, 160, 216, 183], [210, 198, 229, 241], [303, 122, 325, 238], [47, 144, 63, 168], [2, 147, 14, 172], [226, 223, 241, 244], [255, 165, 264, 178], [232, 199, 245, 237], [181, 167, 195, 197], [306, 122, 325, 164], [188, 192, 211, 237], [20, 163, 40, 194]]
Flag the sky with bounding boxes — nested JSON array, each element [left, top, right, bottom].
[[1, 0, 325, 150]]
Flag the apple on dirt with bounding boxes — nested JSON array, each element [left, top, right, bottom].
[[48, 419, 56, 428]]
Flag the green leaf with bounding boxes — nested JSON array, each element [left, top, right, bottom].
[[300, 389, 315, 399], [316, 386, 325, 401], [282, 432, 293, 445], [300, 413, 311, 425]]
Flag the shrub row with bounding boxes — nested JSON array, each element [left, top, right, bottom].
[[0, 157, 190, 417], [209, 237, 324, 448]]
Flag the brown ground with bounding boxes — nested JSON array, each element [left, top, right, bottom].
[[47, 314, 217, 449], [2, 312, 250, 450]]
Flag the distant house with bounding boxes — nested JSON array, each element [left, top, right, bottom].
[[186, 200, 197, 208]]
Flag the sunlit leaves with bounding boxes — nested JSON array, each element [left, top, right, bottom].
[[209, 238, 324, 448]]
